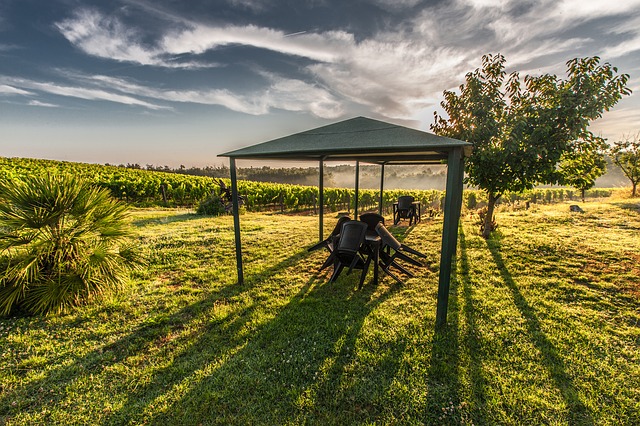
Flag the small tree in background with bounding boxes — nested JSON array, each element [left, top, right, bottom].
[[558, 136, 608, 202], [610, 133, 640, 197], [0, 174, 137, 315], [432, 54, 630, 237]]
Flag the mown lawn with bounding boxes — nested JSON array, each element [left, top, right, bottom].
[[1, 195, 639, 425]]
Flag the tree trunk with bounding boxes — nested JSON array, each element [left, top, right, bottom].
[[581, 188, 585, 203], [481, 193, 499, 239], [633, 182, 637, 197]]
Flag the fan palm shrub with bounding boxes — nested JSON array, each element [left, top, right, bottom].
[[0, 174, 136, 315]]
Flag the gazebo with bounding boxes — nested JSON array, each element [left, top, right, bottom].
[[219, 116, 471, 326]]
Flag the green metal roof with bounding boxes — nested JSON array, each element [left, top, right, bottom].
[[219, 116, 471, 164]]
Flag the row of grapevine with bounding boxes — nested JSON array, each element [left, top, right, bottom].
[[0, 157, 613, 213]]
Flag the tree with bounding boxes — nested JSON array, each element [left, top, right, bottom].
[[0, 174, 137, 315], [558, 136, 608, 202], [610, 133, 640, 197], [432, 54, 630, 237]]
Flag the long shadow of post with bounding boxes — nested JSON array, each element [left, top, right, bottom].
[[0, 249, 309, 421], [458, 230, 488, 424], [426, 232, 463, 422], [486, 238, 595, 425], [128, 274, 402, 425]]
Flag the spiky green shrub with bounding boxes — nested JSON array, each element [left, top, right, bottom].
[[0, 174, 136, 315], [196, 194, 226, 216]]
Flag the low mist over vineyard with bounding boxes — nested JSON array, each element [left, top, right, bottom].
[[120, 159, 630, 191], [0, 157, 619, 212]]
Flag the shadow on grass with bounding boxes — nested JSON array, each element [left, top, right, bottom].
[[457, 230, 488, 424], [131, 213, 199, 228], [106, 269, 402, 424], [423, 228, 486, 424], [0, 250, 308, 421], [426, 270, 463, 420], [612, 201, 640, 215], [486, 237, 595, 425]]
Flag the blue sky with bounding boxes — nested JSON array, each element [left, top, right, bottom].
[[1, 0, 640, 167]]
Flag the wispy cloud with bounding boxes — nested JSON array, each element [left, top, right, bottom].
[[0, 84, 32, 95], [1, 70, 343, 118], [160, 25, 346, 63], [56, 9, 219, 69], [87, 73, 343, 118], [51, 1, 640, 122], [27, 100, 59, 108], [0, 43, 18, 52], [0, 76, 171, 110]]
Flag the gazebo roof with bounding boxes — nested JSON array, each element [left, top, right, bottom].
[[219, 116, 471, 164]]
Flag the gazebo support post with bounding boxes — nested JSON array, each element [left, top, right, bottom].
[[229, 157, 244, 285], [318, 158, 325, 241], [436, 147, 464, 327], [378, 163, 385, 216], [354, 161, 360, 218]]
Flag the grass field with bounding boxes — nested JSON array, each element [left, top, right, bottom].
[[1, 194, 639, 425]]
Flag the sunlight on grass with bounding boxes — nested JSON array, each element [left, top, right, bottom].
[[1, 198, 639, 425]]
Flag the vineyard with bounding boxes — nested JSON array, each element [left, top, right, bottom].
[[0, 157, 614, 213]]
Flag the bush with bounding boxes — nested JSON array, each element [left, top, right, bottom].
[[196, 194, 226, 216], [0, 174, 136, 316]]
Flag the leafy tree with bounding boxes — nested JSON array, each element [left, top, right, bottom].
[[0, 174, 137, 315], [610, 133, 640, 197], [558, 136, 608, 202], [432, 54, 630, 237]]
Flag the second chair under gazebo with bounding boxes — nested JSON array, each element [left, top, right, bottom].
[[375, 222, 426, 284]]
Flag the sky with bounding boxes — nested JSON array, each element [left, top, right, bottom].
[[1, 0, 640, 168]]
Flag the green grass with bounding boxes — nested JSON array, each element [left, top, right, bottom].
[[1, 196, 639, 425]]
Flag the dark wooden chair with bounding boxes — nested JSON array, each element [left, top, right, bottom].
[[393, 195, 419, 225], [375, 222, 426, 284], [325, 220, 372, 287]]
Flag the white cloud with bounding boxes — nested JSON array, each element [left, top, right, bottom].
[[87, 73, 343, 118], [0, 76, 170, 110], [27, 100, 59, 108], [51, 2, 640, 122], [591, 105, 640, 140], [56, 9, 218, 69], [161, 25, 347, 63], [0, 84, 32, 95], [29, 81, 170, 110]]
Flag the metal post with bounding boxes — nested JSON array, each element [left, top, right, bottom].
[[318, 158, 324, 241], [229, 157, 244, 284], [354, 161, 360, 219], [436, 148, 464, 327], [378, 163, 385, 216]]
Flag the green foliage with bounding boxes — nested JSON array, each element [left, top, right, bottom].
[[0, 174, 136, 316], [432, 54, 630, 237], [610, 133, 640, 197], [558, 137, 608, 200], [0, 157, 621, 219], [196, 194, 226, 216]]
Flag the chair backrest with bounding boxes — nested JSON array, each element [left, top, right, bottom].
[[359, 212, 385, 231], [337, 220, 367, 254], [397, 196, 414, 210], [329, 216, 351, 237], [375, 222, 401, 251]]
